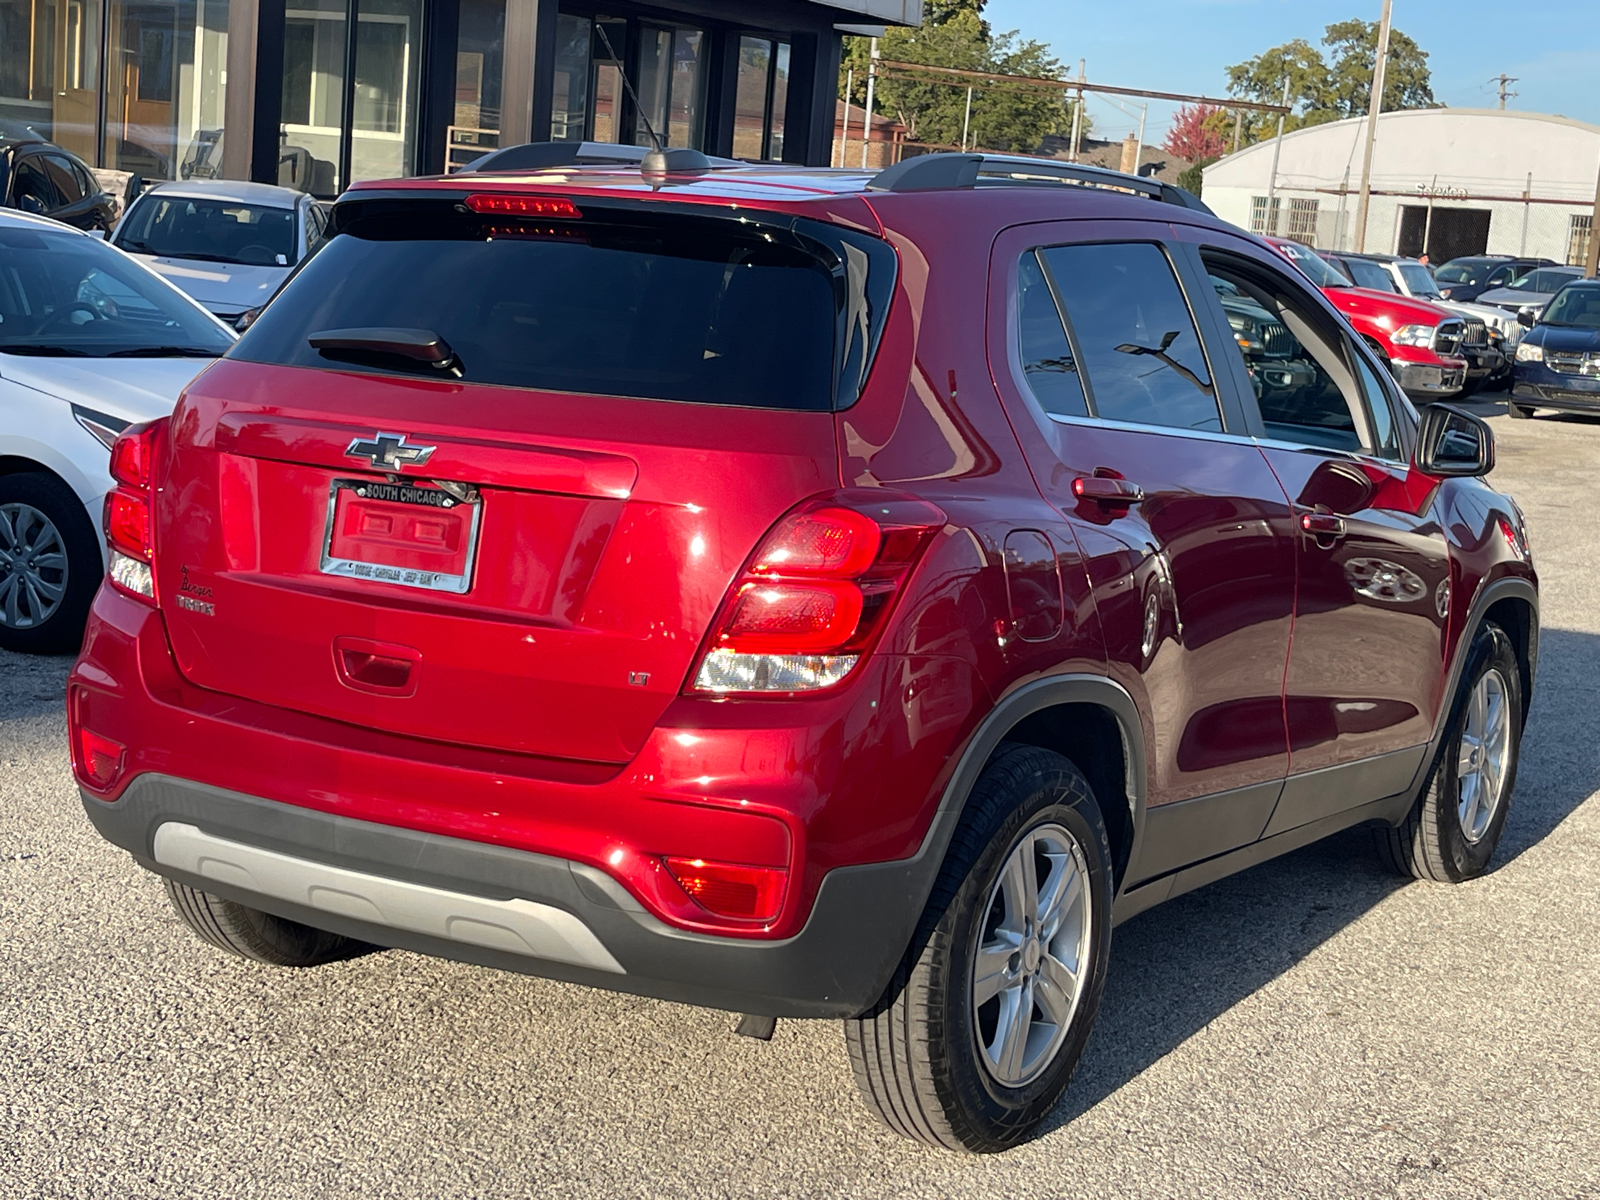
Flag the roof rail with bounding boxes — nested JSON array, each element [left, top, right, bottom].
[[458, 140, 742, 173], [866, 151, 1214, 216]]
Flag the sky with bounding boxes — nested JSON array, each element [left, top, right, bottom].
[[982, 0, 1600, 145]]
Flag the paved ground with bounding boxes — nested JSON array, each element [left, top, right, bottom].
[[4, 393, 1599, 1199]]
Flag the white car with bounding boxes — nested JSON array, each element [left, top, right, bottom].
[[0, 209, 236, 653], [111, 180, 328, 328]]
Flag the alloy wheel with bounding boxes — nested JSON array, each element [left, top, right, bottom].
[[1457, 667, 1511, 844], [972, 822, 1092, 1087], [0, 502, 69, 630]]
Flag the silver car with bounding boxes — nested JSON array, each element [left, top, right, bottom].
[[111, 180, 330, 327], [1477, 266, 1586, 323]]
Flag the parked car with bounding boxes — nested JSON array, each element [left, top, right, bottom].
[[69, 150, 1536, 1153], [0, 210, 236, 652], [1324, 252, 1511, 394], [1510, 279, 1600, 419], [1477, 266, 1586, 323], [112, 181, 331, 328], [1, 134, 117, 232], [1267, 238, 1470, 402], [1434, 255, 1555, 303]]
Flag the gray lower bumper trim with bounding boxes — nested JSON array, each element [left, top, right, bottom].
[[153, 822, 624, 974]]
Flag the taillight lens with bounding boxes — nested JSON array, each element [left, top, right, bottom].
[[103, 419, 166, 605], [690, 493, 944, 694], [664, 857, 786, 922]]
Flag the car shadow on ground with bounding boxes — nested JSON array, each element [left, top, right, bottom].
[[1039, 624, 1600, 1136]]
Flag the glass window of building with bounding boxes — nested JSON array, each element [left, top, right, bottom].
[[635, 24, 701, 149], [732, 35, 788, 161], [549, 13, 701, 149], [452, 0, 503, 161], [103, 0, 234, 180], [281, 0, 422, 195], [0, 0, 104, 161]]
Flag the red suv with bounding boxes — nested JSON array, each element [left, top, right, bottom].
[[70, 151, 1537, 1153]]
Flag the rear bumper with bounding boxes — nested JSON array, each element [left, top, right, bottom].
[[82, 773, 925, 1018]]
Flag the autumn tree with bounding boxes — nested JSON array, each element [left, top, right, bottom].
[[1163, 104, 1230, 162], [839, 0, 1067, 154]]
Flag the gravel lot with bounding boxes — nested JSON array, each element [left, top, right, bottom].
[[3, 394, 1598, 1199]]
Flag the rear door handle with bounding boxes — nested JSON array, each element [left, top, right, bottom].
[[1300, 512, 1347, 541], [1073, 475, 1145, 504]]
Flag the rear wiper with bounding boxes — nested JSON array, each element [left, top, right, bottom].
[[0, 344, 88, 356], [308, 327, 463, 378], [107, 346, 225, 358]]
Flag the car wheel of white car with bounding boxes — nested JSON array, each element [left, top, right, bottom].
[[0, 472, 101, 655]]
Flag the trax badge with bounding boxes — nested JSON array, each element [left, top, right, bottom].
[[345, 432, 436, 470]]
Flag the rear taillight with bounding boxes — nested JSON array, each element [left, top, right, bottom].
[[103, 419, 167, 604], [664, 857, 786, 922], [689, 494, 945, 694]]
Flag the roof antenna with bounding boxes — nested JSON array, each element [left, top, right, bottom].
[[593, 24, 710, 181]]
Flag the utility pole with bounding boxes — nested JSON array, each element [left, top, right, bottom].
[[1492, 73, 1519, 110], [860, 38, 878, 170], [1232, 109, 1242, 155], [1520, 171, 1531, 256], [1265, 76, 1291, 236], [1354, 0, 1394, 253], [1422, 173, 1438, 259], [1068, 59, 1086, 162], [962, 86, 973, 152], [1136, 102, 1148, 167], [837, 68, 852, 167]]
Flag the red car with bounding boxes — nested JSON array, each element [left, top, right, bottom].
[[71, 151, 1537, 1152], [1267, 237, 1470, 402]]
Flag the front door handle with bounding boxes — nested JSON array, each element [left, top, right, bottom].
[[1073, 475, 1145, 504], [1300, 512, 1348, 543]]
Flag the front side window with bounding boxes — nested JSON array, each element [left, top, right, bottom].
[[9, 158, 59, 214], [1397, 262, 1441, 298], [42, 155, 85, 205], [1204, 252, 1388, 456], [1036, 242, 1220, 433], [0, 224, 233, 357], [1344, 258, 1397, 293]]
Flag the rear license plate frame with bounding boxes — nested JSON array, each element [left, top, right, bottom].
[[319, 478, 482, 594]]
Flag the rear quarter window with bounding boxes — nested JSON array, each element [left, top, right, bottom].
[[232, 198, 897, 412]]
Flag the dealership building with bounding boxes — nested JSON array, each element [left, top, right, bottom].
[[0, 0, 915, 195], [1202, 108, 1600, 267]]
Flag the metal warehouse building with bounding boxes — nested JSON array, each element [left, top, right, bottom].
[[0, 0, 916, 197], [1202, 108, 1600, 267]]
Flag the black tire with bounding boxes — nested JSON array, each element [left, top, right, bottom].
[[164, 878, 365, 967], [1377, 622, 1522, 883], [0, 471, 101, 655], [845, 745, 1114, 1153], [1509, 403, 1535, 419], [1456, 374, 1485, 399]]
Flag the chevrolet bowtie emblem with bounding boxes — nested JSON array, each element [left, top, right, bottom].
[[345, 432, 437, 470]]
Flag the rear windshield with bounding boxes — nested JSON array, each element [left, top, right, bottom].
[[232, 197, 897, 411], [1511, 269, 1581, 293], [117, 195, 298, 266], [1436, 260, 1492, 285]]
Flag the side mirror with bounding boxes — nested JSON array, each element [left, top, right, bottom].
[[1516, 307, 1535, 329], [1415, 404, 1495, 478]]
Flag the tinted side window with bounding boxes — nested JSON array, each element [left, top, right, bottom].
[[1344, 258, 1397, 292], [9, 158, 58, 214], [1204, 254, 1372, 454], [1016, 250, 1087, 417], [1354, 356, 1403, 461], [42, 155, 84, 205], [1037, 242, 1220, 433]]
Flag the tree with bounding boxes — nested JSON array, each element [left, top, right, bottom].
[[1163, 103, 1230, 162], [839, 0, 1064, 154], [1224, 18, 1435, 144]]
